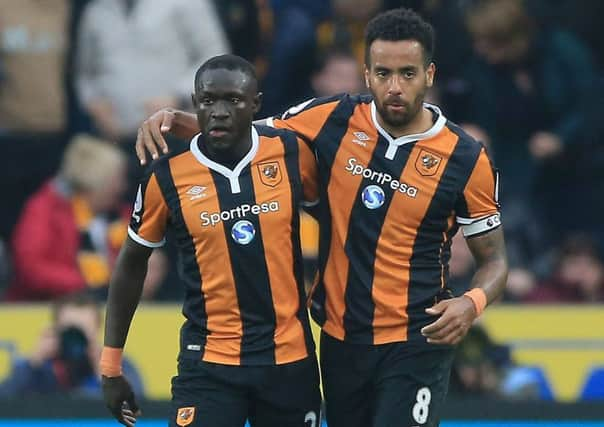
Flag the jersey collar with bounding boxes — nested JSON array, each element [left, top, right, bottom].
[[190, 126, 259, 193], [370, 101, 447, 160]]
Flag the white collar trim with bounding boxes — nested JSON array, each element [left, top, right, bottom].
[[370, 102, 447, 160], [190, 126, 259, 193]]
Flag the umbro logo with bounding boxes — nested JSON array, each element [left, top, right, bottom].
[[352, 131, 370, 147], [186, 185, 207, 201]]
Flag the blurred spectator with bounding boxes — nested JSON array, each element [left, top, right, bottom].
[[392, 0, 474, 119], [536, 79, 604, 250], [460, 0, 596, 203], [449, 325, 551, 400], [259, 0, 330, 116], [213, 0, 260, 62], [0, 0, 72, 239], [0, 293, 143, 397], [535, 0, 604, 70], [5, 135, 129, 301], [311, 49, 364, 97], [500, 202, 554, 301], [449, 325, 511, 397], [526, 234, 604, 303], [317, 0, 383, 64], [75, 0, 230, 142]]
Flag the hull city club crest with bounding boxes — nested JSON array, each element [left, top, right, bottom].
[[258, 161, 282, 187], [415, 149, 442, 176], [176, 407, 195, 426]]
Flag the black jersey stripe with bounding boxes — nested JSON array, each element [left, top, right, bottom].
[[308, 98, 356, 325], [277, 130, 316, 354], [407, 135, 482, 339], [210, 164, 277, 365], [342, 137, 414, 342]]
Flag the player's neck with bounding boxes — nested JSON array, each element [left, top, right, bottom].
[[202, 137, 252, 170], [378, 106, 434, 139]]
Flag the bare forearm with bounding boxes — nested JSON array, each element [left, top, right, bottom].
[[104, 239, 152, 348], [171, 110, 200, 140], [467, 227, 509, 305], [469, 257, 508, 304]]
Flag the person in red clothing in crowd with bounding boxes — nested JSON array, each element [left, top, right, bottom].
[[6, 134, 166, 301], [526, 234, 604, 303]]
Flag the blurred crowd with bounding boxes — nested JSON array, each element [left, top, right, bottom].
[[2, 0, 602, 304], [0, 0, 603, 402]]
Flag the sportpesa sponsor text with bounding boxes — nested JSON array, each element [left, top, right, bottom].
[[345, 158, 418, 198], [200, 202, 280, 226]]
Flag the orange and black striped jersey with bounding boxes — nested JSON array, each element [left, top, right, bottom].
[[269, 94, 501, 345], [128, 125, 318, 366]]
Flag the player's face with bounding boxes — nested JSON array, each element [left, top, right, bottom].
[[365, 39, 435, 130], [193, 69, 261, 153]]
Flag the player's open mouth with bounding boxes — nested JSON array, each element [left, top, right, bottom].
[[208, 127, 231, 137]]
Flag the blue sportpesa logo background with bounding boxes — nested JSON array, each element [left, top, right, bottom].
[[361, 185, 385, 209], [231, 220, 256, 244]]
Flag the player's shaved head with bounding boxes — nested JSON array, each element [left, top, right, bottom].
[[195, 54, 258, 92]]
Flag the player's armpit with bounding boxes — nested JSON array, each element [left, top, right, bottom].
[[465, 227, 509, 305]]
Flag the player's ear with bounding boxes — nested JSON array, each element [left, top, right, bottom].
[[191, 93, 197, 109], [364, 66, 370, 89], [426, 62, 435, 88], [253, 92, 263, 114]]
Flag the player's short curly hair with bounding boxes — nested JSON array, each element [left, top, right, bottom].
[[364, 8, 435, 66], [195, 54, 257, 90]]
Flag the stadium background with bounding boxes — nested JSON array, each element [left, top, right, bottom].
[[1, 0, 603, 425]]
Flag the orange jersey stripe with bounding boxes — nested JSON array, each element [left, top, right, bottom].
[[168, 153, 243, 365], [322, 103, 379, 340], [370, 127, 459, 344], [252, 136, 307, 364]]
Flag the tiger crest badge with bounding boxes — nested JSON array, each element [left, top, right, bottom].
[[415, 149, 442, 176], [176, 407, 195, 426], [258, 161, 282, 187]]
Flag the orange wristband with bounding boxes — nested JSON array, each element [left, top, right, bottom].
[[464, 288, 487, 317], [100, 346, 123, 377]]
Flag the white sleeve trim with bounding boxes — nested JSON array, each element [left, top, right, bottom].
[[265, 116, 275, 128], [302, 198, 320, 208], [128, 226, 166, 248], [458, 213, 501, 237]]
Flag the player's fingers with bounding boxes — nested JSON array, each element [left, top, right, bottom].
[[425, 300, 449, 315], [148, 118, 168, 157], [123, 414, 137, 425], [125, 396, 140, 415], [135, 128, 148, 165], [421, 315, 450, 336], [141, 123, 160, 161], [424, 321, 456, 341], [159, 113, 173, 153]]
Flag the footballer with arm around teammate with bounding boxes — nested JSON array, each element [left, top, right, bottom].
[[101, 55, 321, 427], [133, 8, 508, 427]]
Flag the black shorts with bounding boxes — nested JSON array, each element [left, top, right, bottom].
[[170, 355, 321, 427], [320, 331, 454, 427]]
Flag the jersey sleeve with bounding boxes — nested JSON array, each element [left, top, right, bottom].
[[128, 173, 169, 247], [267, 95, 342, 144], [297, 137, 319, 207], [455, 147, 501, 237]]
